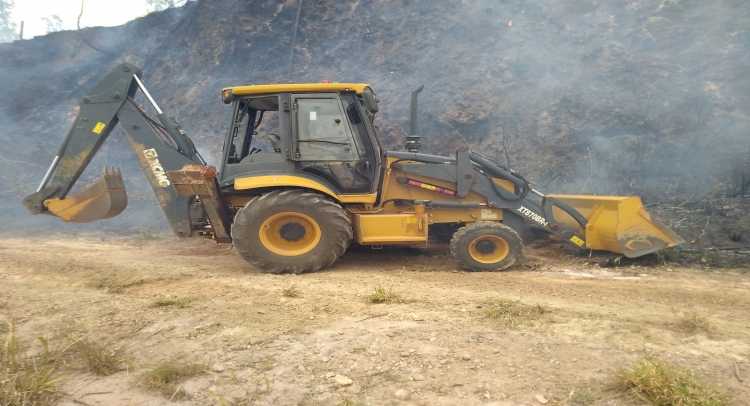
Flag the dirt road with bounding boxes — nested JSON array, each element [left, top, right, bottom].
[[1, 236, 748, 405]]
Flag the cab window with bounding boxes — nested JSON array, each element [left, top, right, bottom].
[[227, 96, 282, 164], [295, 98, 358, 161]]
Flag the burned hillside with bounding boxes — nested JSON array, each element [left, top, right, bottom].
[[0, 0, 748, 253]]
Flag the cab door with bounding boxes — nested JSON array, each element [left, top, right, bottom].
[[291, 93, 378, 194]]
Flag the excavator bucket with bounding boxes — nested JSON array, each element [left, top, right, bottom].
[[43, 168, 127, 223], [547, 195, 685, 258]]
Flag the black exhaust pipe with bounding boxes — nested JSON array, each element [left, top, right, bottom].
[[405, 84, 424, 152]]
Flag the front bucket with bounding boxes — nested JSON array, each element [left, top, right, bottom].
[[548, 194, 685, 258], [43, 168, 127, 223]]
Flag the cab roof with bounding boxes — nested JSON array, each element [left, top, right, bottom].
[[224, 83, 371, 96]]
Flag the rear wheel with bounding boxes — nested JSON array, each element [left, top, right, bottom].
[[450, 222, 523, 271], [232, 190, 352, 274]]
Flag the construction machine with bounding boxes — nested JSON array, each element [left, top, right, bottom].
[[23, 63, 684, 273]]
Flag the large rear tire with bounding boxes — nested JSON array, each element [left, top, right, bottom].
[[231, 190, 352, 274], [450, 222, 523, 271]]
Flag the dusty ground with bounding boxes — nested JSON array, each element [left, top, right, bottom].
[[1, 235, 749, 406]]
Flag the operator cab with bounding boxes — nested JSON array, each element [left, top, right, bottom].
[[219, 84, 382, 195]]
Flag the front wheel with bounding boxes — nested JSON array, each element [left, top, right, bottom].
[[450, 222, 523, 271], [231, 190, 352, 274]]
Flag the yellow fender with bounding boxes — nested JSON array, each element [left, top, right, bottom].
[[233, 175, 376, 204]]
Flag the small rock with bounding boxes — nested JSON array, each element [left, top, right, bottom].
[[313, 384, 330, 394], [248, 338, 263, 346], [413, 374, 425, 381], [211, 364, 225, 373], [297, 365, 306, 372], [400, 352, 411, 357], [321, 356, 330, 363], [429, 336, 437, 342], [325, 372, 336, 378], [394, 389, 409, 399], [462, 354, 472, 361], [535, 394, 549, 404], [483, 392, 491, 399], [348, 384, 362, 394], [334, 374, 353, 387], [257, 310, 266, 314]]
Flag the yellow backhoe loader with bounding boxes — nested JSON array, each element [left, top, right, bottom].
[[23, 63, 684, 273]]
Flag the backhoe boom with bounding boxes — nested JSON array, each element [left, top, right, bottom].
[[23, 63, 228, 241]]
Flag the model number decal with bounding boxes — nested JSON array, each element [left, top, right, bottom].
[[143, 148, 171, 187], [517, 206, 548, 227]]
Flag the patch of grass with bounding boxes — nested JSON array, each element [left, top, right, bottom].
[[677, 312, 712, 334], [282, 284, 300, 298], [138, 360, 206, 398], [150, 297, 193, 308], [572, 386, 607, 406], [483, 297, 547, 328], [618, 356, 732, 406], [90, 276, 144, 293], [335, 393, 364, 406], [366, 285, 402, 304], [521, 257, 545, 271], [72, 338, 127, 376], [261, 360, 274, 372], [1, 316, 67, 405]]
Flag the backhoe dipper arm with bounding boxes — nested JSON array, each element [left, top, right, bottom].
[[23, 63, 209, 238]]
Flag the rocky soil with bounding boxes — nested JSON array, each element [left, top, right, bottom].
[[1, 235, 748, 405]]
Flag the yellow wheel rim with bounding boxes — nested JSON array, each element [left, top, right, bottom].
[[258, 212, 321, 256], [468, 235, 510, 264]]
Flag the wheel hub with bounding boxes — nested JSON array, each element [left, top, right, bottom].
[[475, 239, 496, 254], [279, 222, 306, 242]]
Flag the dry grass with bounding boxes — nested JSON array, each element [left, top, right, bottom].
[[1, 316, 66, 406], [282, 284, 300, 298], [335, 393, 365, 406], [483, 297, 547, 328], [677, 312, 712, 334], [90, 276, 144, 293], [72, 338, 127, 376], [150, 297, 193, 308], [138, 360, 206, 398], [618, 356, 732, 406], [572, 386, 606, 405], [366, 285, 402, 304]]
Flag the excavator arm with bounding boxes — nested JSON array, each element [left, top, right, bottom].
[[23, 63, 232, 242]]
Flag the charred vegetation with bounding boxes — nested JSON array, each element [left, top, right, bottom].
[[0, 0, 748, 261]]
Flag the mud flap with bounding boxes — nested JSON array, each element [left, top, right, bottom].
[[43, 168, 127, 223], [548, 195, 685, 258]]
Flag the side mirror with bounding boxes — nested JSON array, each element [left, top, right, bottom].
[[362, 89, 379, 113]]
